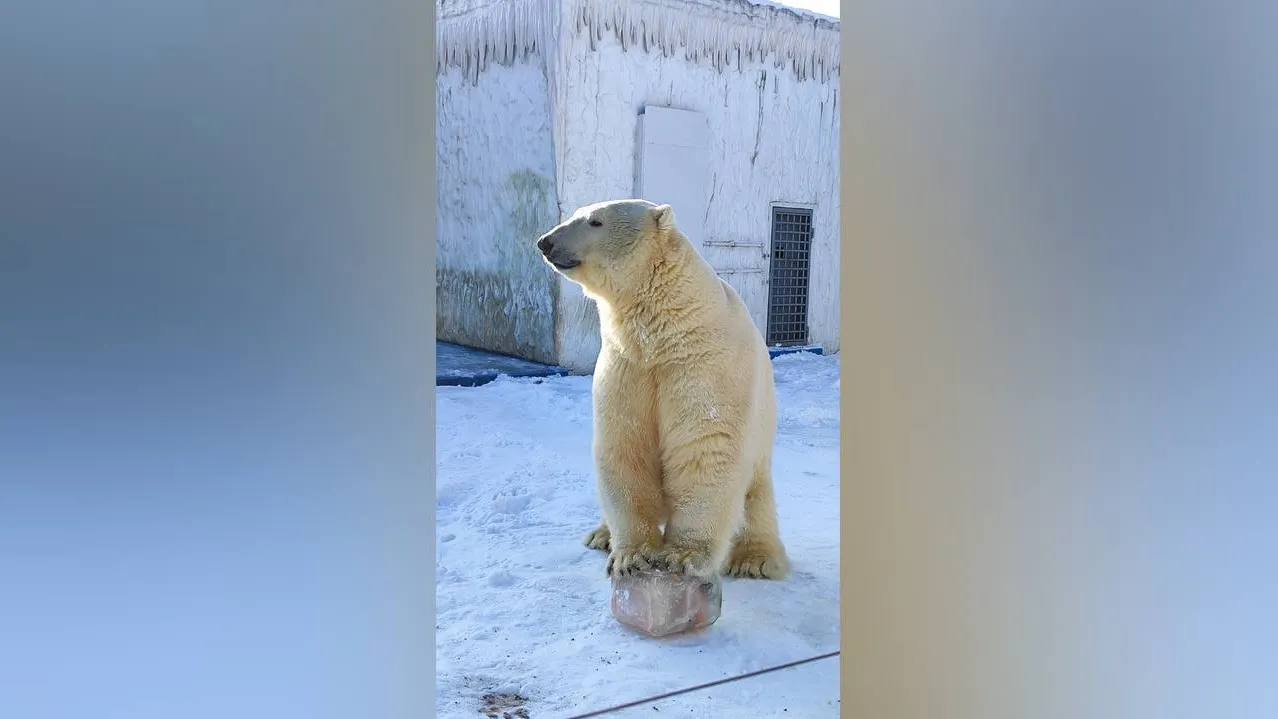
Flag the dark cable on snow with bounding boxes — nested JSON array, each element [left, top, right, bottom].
[[561, 649, 840, 719]]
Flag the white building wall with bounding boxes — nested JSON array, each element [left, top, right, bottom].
[[548, 0, 841, 372], [436, 2, 562, 364]]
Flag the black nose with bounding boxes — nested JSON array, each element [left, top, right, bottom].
[[537, 237, 553, 254]]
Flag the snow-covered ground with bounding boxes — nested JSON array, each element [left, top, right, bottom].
[[435, 351, 841, 718]]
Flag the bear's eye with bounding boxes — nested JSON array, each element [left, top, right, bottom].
[[588, 219, 603, 227]]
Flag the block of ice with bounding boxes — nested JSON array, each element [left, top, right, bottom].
[[610, 570, 722, 638]]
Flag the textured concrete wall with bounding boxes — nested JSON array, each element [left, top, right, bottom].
[[435, 60, 560, 365]]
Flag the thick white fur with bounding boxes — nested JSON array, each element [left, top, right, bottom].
[[536, 199, 789, 580]]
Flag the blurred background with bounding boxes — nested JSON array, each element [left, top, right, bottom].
[[0, 0, 1274, 717]]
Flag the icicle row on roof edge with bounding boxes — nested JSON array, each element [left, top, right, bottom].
[[437, 0, 558, 85], [567, 0, 840, 83], [437, 0, 840, 85]]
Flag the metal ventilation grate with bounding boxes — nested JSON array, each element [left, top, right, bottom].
[[766, 206, 813, 347]]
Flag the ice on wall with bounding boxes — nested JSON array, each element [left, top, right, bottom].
[[437, 0, 840, 84], [567, 0, 840, 83], [436, 0, 561, 84]]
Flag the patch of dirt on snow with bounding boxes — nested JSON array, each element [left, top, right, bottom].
[[480, 692, 529, 718]]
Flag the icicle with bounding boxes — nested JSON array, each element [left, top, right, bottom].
[[504, 6, 514, 64]]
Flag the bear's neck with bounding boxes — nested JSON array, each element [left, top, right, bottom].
[[594, 234, 723, 358]]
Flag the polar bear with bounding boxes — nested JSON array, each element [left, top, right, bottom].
[[535, 199, 789, 581]]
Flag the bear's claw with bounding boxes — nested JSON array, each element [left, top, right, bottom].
[[653, 543, 717, 580], [606, 545, 660, 578]]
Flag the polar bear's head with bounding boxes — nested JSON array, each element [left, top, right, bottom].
[[535, 198, 677, 297]]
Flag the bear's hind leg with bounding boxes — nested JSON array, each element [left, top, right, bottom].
[[583, 522, 611, 552], [726, 460, 790, 579]]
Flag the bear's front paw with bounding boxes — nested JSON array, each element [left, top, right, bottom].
[[583, 524, 611, 553], [654, 542, 718, 580], [606, 544, 661, 578]]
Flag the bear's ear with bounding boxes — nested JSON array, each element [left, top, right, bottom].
[[651, 204, 675, 232]]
